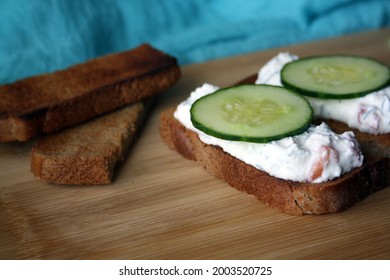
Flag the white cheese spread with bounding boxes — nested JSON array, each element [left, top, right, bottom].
[[174, 83, 363, 183], [256, 52, 390, 134]]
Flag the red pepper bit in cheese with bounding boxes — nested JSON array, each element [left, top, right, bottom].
[[310, 146, 339, 182]]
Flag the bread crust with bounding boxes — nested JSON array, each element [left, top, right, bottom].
[[0, 44, 180, 142], [31, 101, 150, 185], [160, 104, 390, 215]]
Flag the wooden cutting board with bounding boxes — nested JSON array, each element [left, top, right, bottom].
[[1, 28, 390, 260]]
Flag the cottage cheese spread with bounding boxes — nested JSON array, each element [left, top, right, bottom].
[[174, 83, 363, 183], [256, 52, 390, 134]]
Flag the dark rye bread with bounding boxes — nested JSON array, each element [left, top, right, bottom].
[[0, 44, 180, 142], [31, 100, 151, 185], [159, 75, 390, 215]]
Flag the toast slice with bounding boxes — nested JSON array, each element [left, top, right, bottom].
[[160, 75, 390, 215], [0, 44, 180, 142], [31, 100, 151, 185]]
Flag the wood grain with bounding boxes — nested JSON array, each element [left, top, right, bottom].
[[1, 28, 390, 260]]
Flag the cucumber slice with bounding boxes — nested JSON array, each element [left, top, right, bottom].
[[281, 55, 390, 99], [190, 84, 313, 143]]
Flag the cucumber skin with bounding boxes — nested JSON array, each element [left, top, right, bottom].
[[190, 84, 313, 143], [191, 117, 312, 143], [281, 54, 390, 100]]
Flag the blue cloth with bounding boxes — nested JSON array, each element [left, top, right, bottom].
[[1, 0, 389, 84]]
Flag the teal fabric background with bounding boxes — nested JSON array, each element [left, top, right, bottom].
[[1, 0, 389, 84]]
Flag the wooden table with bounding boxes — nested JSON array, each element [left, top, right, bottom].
[[1, 28, 389, 260]]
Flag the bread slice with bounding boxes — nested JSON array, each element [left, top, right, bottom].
[[31, 100, 151, 185], [160, 75, 390, 215], [0, 44, 180, 142]]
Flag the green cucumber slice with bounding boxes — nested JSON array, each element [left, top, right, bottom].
[[281, 55, 390, 99], [190, 84, 313, 143]]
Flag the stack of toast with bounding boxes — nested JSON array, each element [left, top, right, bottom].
[[0, 44, 180, 185]]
